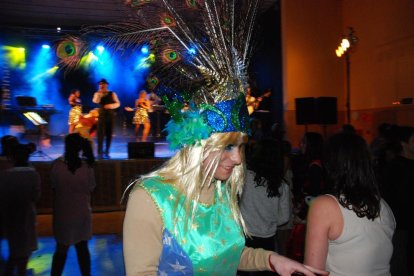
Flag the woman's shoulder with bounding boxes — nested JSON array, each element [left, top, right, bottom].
[[309, 194, 339, 214]]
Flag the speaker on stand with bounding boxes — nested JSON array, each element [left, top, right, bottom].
[[127, 142, 155, 159], [295, 97, 338, 137]]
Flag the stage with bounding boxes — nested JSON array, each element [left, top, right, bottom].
[[15, 134, 176, 216]]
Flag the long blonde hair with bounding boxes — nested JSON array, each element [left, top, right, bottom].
[[125, 132, 248, 232]]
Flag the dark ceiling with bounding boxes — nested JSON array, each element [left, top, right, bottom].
[[0, 0, 278, 39]]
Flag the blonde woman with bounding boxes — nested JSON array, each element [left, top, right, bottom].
[[123, 97, 327, 275], [68, 89, 82, 133]]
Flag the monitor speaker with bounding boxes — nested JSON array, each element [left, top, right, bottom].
[[127, 142, 155, 159], [295, 97, 337, 125], [316, 97, 337, 125], [295, 97, 317, 125]]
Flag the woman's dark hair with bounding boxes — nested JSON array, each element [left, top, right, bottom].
[[324, 132, 380, 220], [10, 143, 36, 167], [64, 133, 95, 174], [246, 138, 284, 197]]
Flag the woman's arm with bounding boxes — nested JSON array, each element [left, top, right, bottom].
[[123, 187, 163, 275], [304, 195, 338, 270], [239, 247, 328, 276]]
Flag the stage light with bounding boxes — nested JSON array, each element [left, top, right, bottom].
[[3, 45, 26, 69], [57, 27, 61, 33], [79, 52, 98, 68], [42, 44, 50, 49], [96, 45, 105, 54], [335, 27, 358, 123], [188, 47, 196, 55], [141, 45, 149, 54]]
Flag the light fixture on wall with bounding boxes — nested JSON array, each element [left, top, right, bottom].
[[335, 27, 358, 123]]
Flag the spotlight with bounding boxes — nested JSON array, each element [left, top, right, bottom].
[[42, 44, 50, 49], [56, 27, 61, 33], [141, 45, 149, 54], [335, 27, 358, 124], [96, 45, 105, 54], [188, 47, 196, 55]]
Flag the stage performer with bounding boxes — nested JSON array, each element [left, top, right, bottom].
[[125, 90, 151, 142], [74, 108, 99, 142], [68, 89, 82, 133], [92, 78, 120, 159]]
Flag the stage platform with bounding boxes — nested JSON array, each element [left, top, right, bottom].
[[23, 135, 175, 216]]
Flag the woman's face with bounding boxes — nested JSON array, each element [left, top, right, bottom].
[[204, 140, 244, 181]]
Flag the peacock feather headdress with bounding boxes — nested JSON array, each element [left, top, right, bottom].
[[56, 0, 264, 149]]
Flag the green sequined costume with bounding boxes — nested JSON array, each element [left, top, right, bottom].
[[140, 177, 245, 275]]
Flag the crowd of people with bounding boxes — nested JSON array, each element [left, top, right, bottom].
[[0, 116, 411, 275]]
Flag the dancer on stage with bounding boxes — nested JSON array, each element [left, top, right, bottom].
[[68, 89, 82, 133], [125, 90, 151, 142], [92, 79, 120, 159]]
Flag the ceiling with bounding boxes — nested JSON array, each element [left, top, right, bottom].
[[1, 0, 279, 40]]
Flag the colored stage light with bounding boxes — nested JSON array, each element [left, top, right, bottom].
[[2, 45, 26, 69], [96, 45, 105, 54], [141, 45, 149, 54], [188, 47, 196, 55], [80, 52, 98, 68], [42, 44, 51, 49]]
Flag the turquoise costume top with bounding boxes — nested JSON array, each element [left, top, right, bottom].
[[140, 177, 245, 275]]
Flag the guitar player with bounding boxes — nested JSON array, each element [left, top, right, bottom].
[[246, 87, 272, 115]]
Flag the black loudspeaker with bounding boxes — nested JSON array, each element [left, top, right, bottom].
[[316, 97, 337, 125], [295, 97, 317, 125], [16, 96, 37, 107], [128, 142, 155, 159]]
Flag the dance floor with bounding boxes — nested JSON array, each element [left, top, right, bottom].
[[0, 234, 124, 276]]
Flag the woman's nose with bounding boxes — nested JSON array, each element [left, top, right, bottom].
[[230, 148, 242, 165]]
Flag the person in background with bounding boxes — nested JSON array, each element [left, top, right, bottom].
[[148, 90, 162, 138], [0, 143, 40, 276], [92, 78, 120, 159], [125, 90, 151, 142], [68, 89, 82, 133], [239, 138, 291, 276], [0, 135, 19, 171], [288, 132, 325, 262], [382, 126, 413, 276], [50, 133, 96, 276], [304, 132, 395, 275]]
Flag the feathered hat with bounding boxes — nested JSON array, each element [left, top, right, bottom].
[[56, 0, 263, 149]]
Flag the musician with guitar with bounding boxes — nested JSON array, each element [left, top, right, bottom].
[[246, 87, 272, 115], [125, 90, 151, 142]]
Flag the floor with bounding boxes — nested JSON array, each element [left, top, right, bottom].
[[0, 234, 125, 276]]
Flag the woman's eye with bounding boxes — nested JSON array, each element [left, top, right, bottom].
[[225, 144, 234, 151]]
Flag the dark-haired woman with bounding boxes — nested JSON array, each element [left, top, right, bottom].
[[304, 133, 395, 275], [0, 143, 40, 275], [239, 138, 291, 275], [50, 133, 96, 276]]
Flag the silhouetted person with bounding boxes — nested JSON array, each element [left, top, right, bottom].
[[0, 143, 40, 276], [50, 133, 96, 276], [382, 126, 413, 276]]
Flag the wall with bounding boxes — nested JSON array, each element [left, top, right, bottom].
[[281, 0, 414, 147]]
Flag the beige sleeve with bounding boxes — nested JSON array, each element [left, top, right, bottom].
[[238, 247, 273, 272], [123, 187, 163, 276]]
